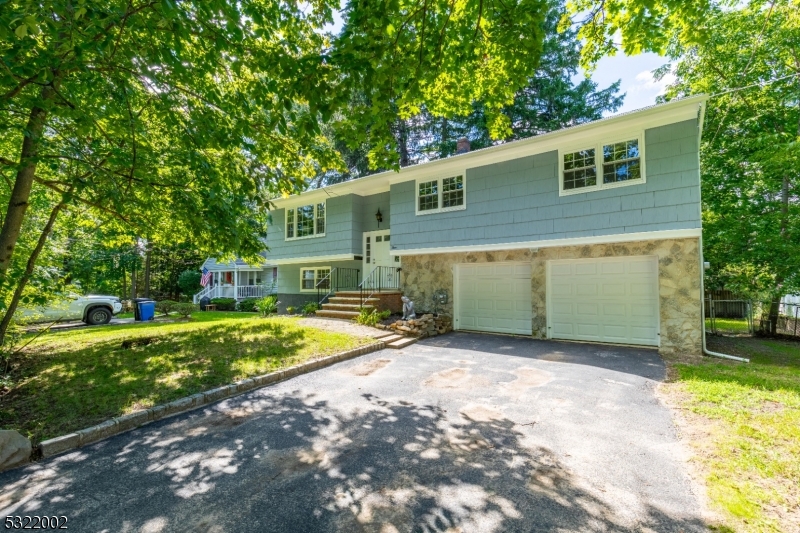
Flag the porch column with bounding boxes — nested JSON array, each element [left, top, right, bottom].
[[233, 266, 238, 300]]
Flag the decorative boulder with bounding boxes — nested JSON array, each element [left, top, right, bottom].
[[0, 430, 32, 472]]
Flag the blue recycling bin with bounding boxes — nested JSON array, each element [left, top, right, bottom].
[[134, 299, 156, 321]]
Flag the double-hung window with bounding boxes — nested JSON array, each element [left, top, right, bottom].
[[560, 134, 644, 196], [300, 267, 330, 292], [416, 174, 466, 215], [285, 201, 326, 240]]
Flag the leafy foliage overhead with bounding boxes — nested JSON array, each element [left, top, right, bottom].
[[662, 1, 800, 300]]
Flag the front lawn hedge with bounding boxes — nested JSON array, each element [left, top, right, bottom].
[[210, 297, 237, 311], [237, 298, 259, 312]]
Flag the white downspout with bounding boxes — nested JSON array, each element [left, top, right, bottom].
[[699, 235, 749, 363]]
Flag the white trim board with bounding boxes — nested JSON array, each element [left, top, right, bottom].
[[270, 96, 708, 207], [389, 228, 702, 256], [271, 254, 357, 265]]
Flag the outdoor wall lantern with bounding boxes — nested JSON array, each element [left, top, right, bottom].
[[375, 208, 383, 225]]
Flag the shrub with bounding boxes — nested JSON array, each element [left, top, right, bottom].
[[177, 270, 202, 296], [174, 303, 198, 318], [155, 300, 178, 316], [255, 295, 278, 316], [354, 308, 391, 326], [301, 301, 320, 316], [237, 297, 259, 313], [210, 297, 236, 311], [286, 306, 296, 315]]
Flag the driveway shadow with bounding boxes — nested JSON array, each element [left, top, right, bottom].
[[2, 386, 704, 532], [420, 332, 667, 381]]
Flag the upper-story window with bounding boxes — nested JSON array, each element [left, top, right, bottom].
[[286, 201, 326, 240], [560, 134, 644, 196], [416, 174, 466, 215]]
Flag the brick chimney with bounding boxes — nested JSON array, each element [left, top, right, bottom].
[[456, 137, 470, 154]]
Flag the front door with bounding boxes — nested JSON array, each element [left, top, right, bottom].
[[363, 230, 392, 271], [363, 230, 400, 288]]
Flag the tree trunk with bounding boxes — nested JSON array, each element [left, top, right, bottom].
[[130, 260, 137, 300], [397, 119, 410, 167], [0, 200, 66, 347], [0, 86, 54, 278], [121, 267, 127, 302], [144, 243, 152, 298], [767, 174, 790, 334]]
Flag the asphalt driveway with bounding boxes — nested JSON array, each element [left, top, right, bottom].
[[1, 333, 705, 532]]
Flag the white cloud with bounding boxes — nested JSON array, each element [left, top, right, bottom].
[[628, 70, 676, 96]]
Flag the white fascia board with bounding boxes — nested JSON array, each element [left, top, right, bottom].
[[270, 253, 356, 265], [389, 228, 702, 256], [271, 96, 708, 209], [204, 259, 274, 270]]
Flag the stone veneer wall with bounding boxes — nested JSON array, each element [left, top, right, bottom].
[[400, 237, 702, 355]]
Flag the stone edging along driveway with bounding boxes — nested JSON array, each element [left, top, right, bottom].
[[36, 341, 385, 460]]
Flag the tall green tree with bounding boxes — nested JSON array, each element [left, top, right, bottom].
[[662, 1, 800, 331], [317, 1, 622, 184], [0, 0, 553, 346]]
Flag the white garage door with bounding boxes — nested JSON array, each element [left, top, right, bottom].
[[548, 256, 659, 346], [456, 262, 532, 335]]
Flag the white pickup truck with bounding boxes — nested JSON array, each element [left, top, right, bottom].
[[22, 294, 124, 325]]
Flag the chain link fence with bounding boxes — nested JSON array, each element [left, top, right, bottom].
[[706, 292, 800, 338]]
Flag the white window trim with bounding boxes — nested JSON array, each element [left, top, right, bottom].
[[415, 171, 467, 216], [558, 131, 646, 197], [299, 266, 331, 293], [285, 201, 327, 241]]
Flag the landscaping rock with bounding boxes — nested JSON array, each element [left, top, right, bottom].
[[0, 430, 32, 471]]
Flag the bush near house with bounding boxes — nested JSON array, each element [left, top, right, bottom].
[[301, 302, 320, 316], [256, 295, 278, 316], [155, 300, 179, 316], [174, 303, 198, 318], [237, 298, 259, 312], [210, 297, 237, 311]]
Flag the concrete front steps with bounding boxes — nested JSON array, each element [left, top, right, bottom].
[[371, 330, 417, 349], [314, 290, 400, 320]]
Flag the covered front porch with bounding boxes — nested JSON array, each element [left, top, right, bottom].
[[193, 264, 278, 303]]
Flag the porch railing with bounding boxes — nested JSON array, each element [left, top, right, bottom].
[[317, 267, 361, 305], [194, 280, 278, 304], [359, 266, 402, 307]]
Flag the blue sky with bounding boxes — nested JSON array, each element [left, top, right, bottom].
[[582, 52, 675, 114]]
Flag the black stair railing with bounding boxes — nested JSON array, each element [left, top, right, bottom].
[[317, 267, 361, 306], [359, 266, 402, 307]]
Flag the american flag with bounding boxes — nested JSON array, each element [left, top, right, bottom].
[[200, 267, 212, 287]]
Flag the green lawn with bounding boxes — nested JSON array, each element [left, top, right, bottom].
[[669, 336, 800, 532], [705, 317, 751, 334], [0, 312, 370, 444]]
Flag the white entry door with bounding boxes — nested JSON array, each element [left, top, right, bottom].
[[455, 262, 533, 335], [547, 256, 660, 346], [363, 230, 392, 270]]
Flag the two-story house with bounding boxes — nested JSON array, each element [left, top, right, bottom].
[[199, 95, 708, 355]]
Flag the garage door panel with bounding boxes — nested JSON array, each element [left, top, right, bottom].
[[549, 256, 659, 346], [576, 284, 598, 296], [550, 263, 574, 276], [600, 261, 625, 275], [551, 283, 573, 296], [602, 303, 627, 316], [575, 263, 597, 275], [601, 283, 626, 297], [457, 262, 532, 335]]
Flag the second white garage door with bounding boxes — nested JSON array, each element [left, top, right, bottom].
[[455, 262, 532, 335], [547, 256, 660, 346]]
